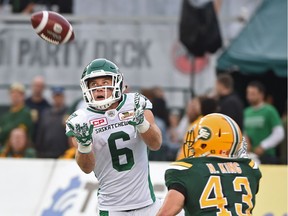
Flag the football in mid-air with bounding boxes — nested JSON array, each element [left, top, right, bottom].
[[30, 11, 75, 45]]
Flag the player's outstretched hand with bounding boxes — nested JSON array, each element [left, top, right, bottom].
[[128, 93, 150, 134], [128, 93, 146, 126], [67, 122, 94, 153]]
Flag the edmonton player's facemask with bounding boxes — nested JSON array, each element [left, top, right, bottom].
[[184, 113, 243, 158], [80, 58, 124, 110]]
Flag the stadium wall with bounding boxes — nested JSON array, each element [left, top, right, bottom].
[[0, 158, 287, 216]]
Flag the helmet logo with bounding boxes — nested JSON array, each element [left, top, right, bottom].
[[198, 127, 211, 140]]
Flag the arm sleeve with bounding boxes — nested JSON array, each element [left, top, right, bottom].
[[140, 93, 152, 110], [168, 183, 187, 198], [165, 168, 188, 198], [260, 125, 285, 149]]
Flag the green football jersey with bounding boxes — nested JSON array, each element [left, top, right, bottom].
[[244, 104, 282, 156], [165, 157, 262, 216], [0, 106, 33, 145]]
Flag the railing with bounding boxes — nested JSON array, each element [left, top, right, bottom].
[[0, 14, 179, 24]]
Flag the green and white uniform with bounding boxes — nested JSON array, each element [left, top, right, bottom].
[[66, 93, 156, 211], [165, 156, 262, 216]]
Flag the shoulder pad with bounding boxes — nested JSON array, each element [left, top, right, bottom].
[[167, 161, 193, 171], [249, 159, 259, 169]]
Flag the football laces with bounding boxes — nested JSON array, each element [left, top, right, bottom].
[[40, 33, 60, 45]]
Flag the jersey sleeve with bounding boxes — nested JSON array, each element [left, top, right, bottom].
[[267, 105, 282, 127], [139, 93, 152, 110], [168, 182, 187, 198], [165, 167, 189, 199], [165, 160, 194, 189]]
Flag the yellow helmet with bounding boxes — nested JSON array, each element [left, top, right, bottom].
[[185, 113, 243, 158]]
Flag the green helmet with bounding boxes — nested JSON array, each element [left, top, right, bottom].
[[80, 58, 124, 110]]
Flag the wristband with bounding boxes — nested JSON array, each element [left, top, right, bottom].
[[136, 118, 150, 134], [78, 143, 92, 154]]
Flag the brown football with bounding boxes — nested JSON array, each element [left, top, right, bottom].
[[30, 11, 75, 45]]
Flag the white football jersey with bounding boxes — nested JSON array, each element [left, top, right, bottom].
[[66, 93, 156, 211]]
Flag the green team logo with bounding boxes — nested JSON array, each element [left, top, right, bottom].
[[198, 127, 211, 140]]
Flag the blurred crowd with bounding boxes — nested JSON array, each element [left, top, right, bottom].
[[0, 0, 73, 14], [0, 73, 286, 165], [0, 77, 73, 159], [0, 0, 286, 165]]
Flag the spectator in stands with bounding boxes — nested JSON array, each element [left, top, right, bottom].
[[176, 96, 218, 160], [149, 113, 169, 161], [41, 0, 73, 13], [59, 142, 76, 159], [139, 88, 166, 161], [148, 87, 173, 161], [244, 81, 284, 164], [175, 96, 202, 146], [176, 96, 202, 160], [141, 87, 180, 161], [215, 73, 244, 129], [25, 76, 51, 144], [0, 0, 36, 13], [278, 102, 287, 164], [166, 108, 183, 161], [0, 127, 36, 158], [152, 86, 170, 128], [168, 109, 182, 145], [35, 86, 69, 158], [0, 83, 33, 147]]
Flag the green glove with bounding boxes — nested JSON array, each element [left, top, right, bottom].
[[67, 122, 94, 153], [128, 106, 145, 127], [128, 93, 150, 133]]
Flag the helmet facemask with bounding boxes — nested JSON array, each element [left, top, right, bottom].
[[80, 72, 123, 110], [184, 126, 211, 158], [184, 128, 198, 158]]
